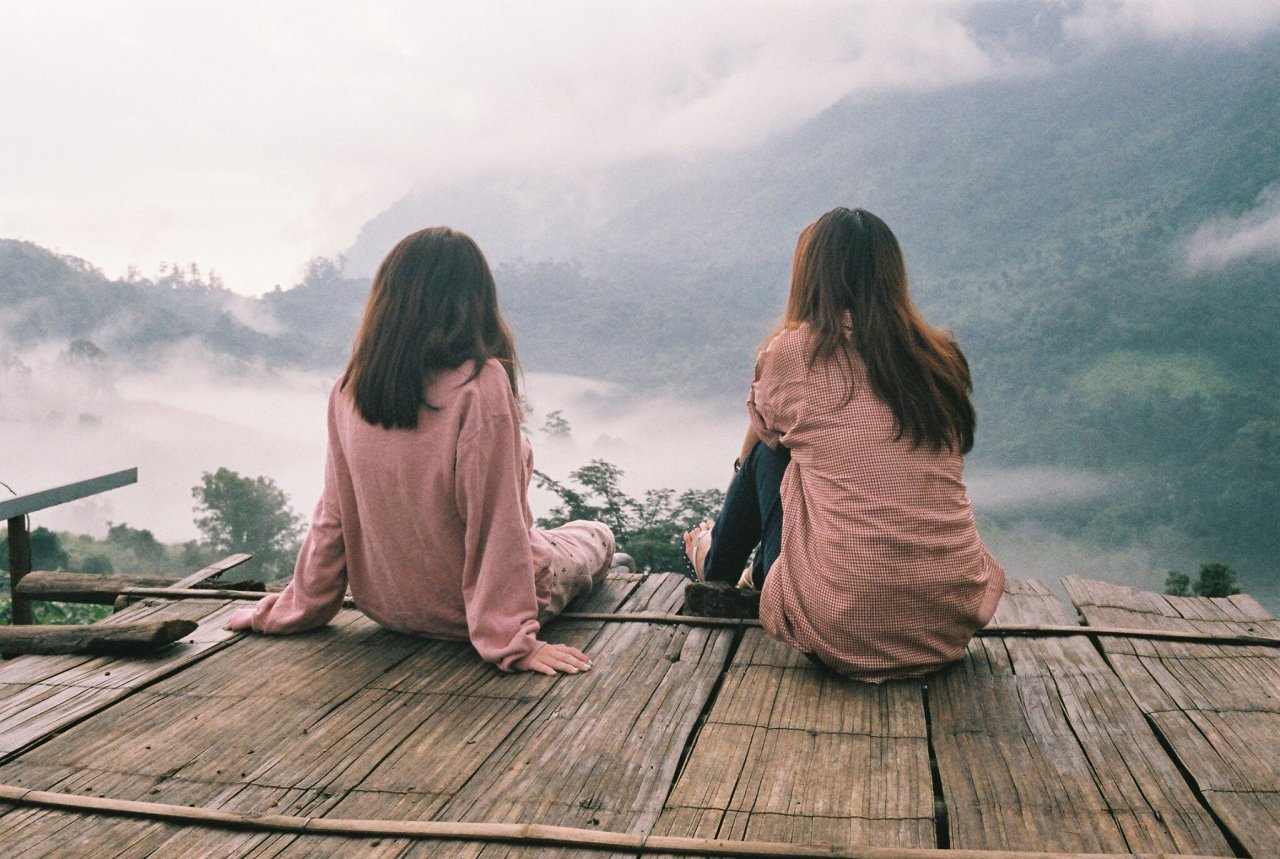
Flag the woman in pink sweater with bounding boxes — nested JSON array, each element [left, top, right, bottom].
[[684, 208, 1003, 681], [227, 228, 620, 675]]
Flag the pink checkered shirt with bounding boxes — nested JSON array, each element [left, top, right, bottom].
[[749, 325, 1004, 682]]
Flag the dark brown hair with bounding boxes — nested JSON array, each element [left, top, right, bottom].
[[785, 207, 975, 452], [343, 227, 520, 429]]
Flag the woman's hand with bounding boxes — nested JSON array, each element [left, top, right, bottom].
[[223, 608, 256, 632], [514, 641, 594, 675]]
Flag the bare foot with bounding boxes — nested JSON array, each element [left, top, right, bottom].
[[682, 519, 714, 581]]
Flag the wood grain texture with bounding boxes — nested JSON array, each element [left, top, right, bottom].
[[0, 572, 1267, 857], [928, 579, 1232, 856], [0, 572, 734, 858], [1064, 575, 1280, 856], [651, 624, 934, 857], [0, 598, 245, 758]]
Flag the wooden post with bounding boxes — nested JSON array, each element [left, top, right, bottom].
[[7, 516, 32, 625]]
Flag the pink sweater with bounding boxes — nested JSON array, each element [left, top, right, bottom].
[[231, 360, 555, 670]]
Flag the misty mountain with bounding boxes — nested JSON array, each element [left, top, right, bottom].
[[1, 37, 1276, 591], [344, 37, 1279, 580]]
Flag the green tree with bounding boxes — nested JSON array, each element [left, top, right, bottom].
[[107, 522, 166, 565], [1194, 562, 1242, 598], [80, 553, 114, 574], [535, 459, 723, 573], [1164, 562, 1242, 598], [0, 525, 70, 572], [1164, 570, 1191, 597], [192, 468, 304, 579]]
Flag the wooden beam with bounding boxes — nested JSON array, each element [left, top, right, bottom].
[[0, 468, 138, 520], [170, 553, 253, 590], [18, 570, 264, 605], [0, 619, 197, 656], [110, 552, 256, 611]]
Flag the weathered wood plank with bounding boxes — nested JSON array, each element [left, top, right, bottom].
[[0, 599, 246, 758], [17, 572, 263, 605], [929, 579, 1232, 855], [1065, 575, 1280, 856], [0, 469, 138, 521], [0, 572, 671, 857], [404, 577, 733, 859], [651, 624, 934, 856]]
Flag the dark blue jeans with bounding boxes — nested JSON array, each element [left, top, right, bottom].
[[704, 441, 790, 587]]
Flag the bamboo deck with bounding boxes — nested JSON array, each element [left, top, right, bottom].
[[0, 571, 1276, 858]]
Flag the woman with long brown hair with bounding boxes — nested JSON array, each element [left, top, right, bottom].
[[227, 227, 622, 675], [684, 208, 1003, 681]]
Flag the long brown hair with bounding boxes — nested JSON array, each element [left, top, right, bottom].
[[343, 227, 520, 429], [785, 207, 975, 453]]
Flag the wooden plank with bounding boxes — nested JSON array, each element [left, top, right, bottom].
[[1065, 575, 1280, 856], [928, 579, 1232, 855], [0, 468, 138, 520], [0, 611, 413, 857], [0, 572, 686, 857], [400, 574, 734, 859], [170, 553, 255, 590], [651, 623, 934, 856], [6, 516, 33, 624], [0, 598, 247, 758], [18, 558, 262, 604]]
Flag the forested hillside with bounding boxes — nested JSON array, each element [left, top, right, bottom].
[[2, 38, 1275, 596]]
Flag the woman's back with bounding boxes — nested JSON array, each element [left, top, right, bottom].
[[332, 359, 534, 641], [750, 324, 1004, 681]]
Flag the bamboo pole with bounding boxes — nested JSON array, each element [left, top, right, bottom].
[[0, 783, 1228, 859], [11, 579, 1280, 649]]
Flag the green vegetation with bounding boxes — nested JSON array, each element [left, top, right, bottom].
[[535, 460, 723, 574], [0, 527, 111, 624], [192, 468, 304, 580], [0, 526, 69, 573], [1165, 562, 1243, 598]]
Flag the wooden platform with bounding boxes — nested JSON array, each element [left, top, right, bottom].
[[0, 572, 1276, 858]]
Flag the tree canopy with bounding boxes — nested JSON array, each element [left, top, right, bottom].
[[192, 468, 304, 579]]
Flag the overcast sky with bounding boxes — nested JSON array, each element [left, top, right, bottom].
[[3, 0, 1279, 295]]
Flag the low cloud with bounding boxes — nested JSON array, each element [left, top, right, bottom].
[[0, 1, 1016, 295], [978, 519, 1186, 598], [223, 293, 284, 336], [1062, 0, 1280, 44], [9, 350, 1247, 605], [965, 465, 1112, 513], [1185, 183, 1280, 272]]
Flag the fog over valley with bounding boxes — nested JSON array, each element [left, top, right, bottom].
[[1, 346, 1204, 605]]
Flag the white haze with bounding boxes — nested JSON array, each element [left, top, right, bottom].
[[3, 349, 1193, 604], [1185, 181, 1280, 272], [4, 1, 1280, 295]]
